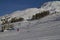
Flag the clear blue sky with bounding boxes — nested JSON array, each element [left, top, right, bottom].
[[0, 0, 59, 16]]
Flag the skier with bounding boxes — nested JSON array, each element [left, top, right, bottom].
[[17, 28, 19, 32]]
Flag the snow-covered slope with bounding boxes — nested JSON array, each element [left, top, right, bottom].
[[10, 8, 39, 19], [0, 1, 60, 40], [1, 1, 60, 20], [40, 1, 60, 13], [9, 1, 60, 20], [0, 8, 40, 23]]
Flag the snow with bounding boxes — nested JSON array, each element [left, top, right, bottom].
[[0, 14, 60, 40], [41, 1, 60, 13], [0, 1, 60, 40], [10, 8, 39, 20], [0, 12, 60, 40]]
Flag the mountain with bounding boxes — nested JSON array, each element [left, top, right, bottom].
[[10, 1, 60, 20], [0, 1, 60, 24], [0, 1, 60, 40], [40, 1, 60, 13], [0, 1, 60, 26], [1, 1, 60, 21], [10, 8, 39, 19]]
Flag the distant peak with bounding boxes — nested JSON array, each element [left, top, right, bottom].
[[41, 1, 60, 13]]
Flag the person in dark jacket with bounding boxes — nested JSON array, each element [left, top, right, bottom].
[[17, 28, 19, 32]]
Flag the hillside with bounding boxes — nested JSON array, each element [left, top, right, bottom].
[[0, 1, 60, 40]]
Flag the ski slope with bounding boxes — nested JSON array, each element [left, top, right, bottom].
[[0, 1, 60, 40], [0, 12, 60, 40]]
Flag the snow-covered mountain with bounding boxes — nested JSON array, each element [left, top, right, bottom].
[[8, 8, 39, 20], [1, 1, 60, 40], [0, 1, 60, 26], [1, 1, 60, 20], [40, 1, 60, 13]]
